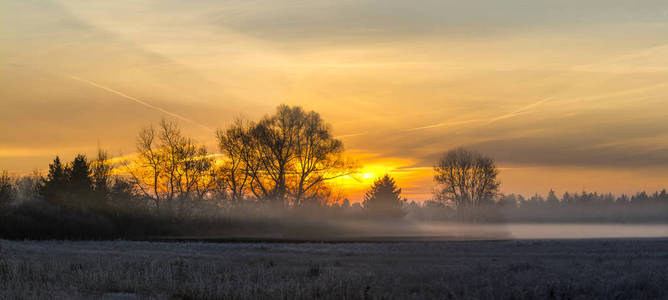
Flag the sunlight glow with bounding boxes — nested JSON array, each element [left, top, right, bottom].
[[328, 153, 433, 202], [3, 0, 668, 200]]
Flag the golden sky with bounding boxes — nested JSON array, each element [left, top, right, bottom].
[[2, 0, 668, 202]]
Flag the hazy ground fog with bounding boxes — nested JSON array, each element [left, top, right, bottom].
[[505, 224, 668, 239], [1, 236, 667, 299], [326, 223, 668, 241]]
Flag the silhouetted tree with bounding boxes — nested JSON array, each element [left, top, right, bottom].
[[341, 198, 351, 209], [14, 171, 41, 204], [130, 123, 163, 211], [562, 192, 574, 205], [109, 177, 144, 215], [91, 149, 112, 209], [524, 194, 545, 208], [40, 156, 67, 206], [434, 148, 500, 208], [0, 171, 14, 211], [291, 108, 352, 206], [217, 105, 356, 206], [128, 119, 215, 216], [215, 119, 251, 204], [632, 191, 650, 205], [497, 194, 518, 207], [241, 107, 300, 204], [38, 155, 98, 210], [65, 154, 95, 210], [362, 174, 406, 218], [546, 189, 559, 206]]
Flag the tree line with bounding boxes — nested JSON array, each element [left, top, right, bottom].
[[0, 105, 503, 220], [1, 105, 667, 239]]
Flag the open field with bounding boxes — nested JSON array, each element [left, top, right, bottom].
[[1, 238, 667, 299]]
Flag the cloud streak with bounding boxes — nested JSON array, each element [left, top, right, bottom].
[[407, 118, 484, 131], [65, 74, 214, 132], [406, 97, 553, 133], [485, 97, 554, 125]]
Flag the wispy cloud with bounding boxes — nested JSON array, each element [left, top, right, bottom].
[[405, 97, 553, 133], [335, 132, 367, 139], [407, 118, 484, 131], [485, 96, 554, 125], [65, 74, 214, 132]]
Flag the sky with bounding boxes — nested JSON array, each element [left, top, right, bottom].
[[2, 0, 668, 202]]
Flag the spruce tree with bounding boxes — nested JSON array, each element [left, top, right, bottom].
[[362, 174, 406, 218], [40, 156, 67, 205], [66, 154, 94, 210]]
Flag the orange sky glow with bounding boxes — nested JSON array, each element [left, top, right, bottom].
[[2, 1, 668, 202]]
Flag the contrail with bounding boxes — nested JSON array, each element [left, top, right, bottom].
[[406, 97, 554, 132], [484, 96, 554, 125], [407, 118, 484, 131], [484, 82, 668, 126], [66, 74, 214, 132], [335, 132, 367, 139]]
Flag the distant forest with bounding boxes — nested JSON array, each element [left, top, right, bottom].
[[1, 105, 667, 240]]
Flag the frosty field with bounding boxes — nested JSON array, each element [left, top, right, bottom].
[[1, 237, 667, 299]]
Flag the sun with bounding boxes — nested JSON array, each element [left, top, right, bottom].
[[327, 154, 431, 203]]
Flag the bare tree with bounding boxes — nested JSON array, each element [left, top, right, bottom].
[[0, 171, 15, 211], [215, 105, 356, 206], [127, 119, 215, 216], [91, 148, 113, 209], [215, 119, 251, 204], [251, 106, 301, 205], [172, 134, 216, 213], [292, 109, 354, 207], [434, 148, 500, 208], [14, 170, 41, 204], [127, 124, 164, 211]]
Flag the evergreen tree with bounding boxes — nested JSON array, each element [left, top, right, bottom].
[[546, 189, 559, 205], [362, 174, 406, 218], [65, 154, 94, 210], [562, 192, 573, 205], [40, 156, 67, 206], [41, 155, 96, 210]]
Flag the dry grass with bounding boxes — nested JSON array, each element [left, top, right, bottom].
[[1, 238, 667, 299]]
